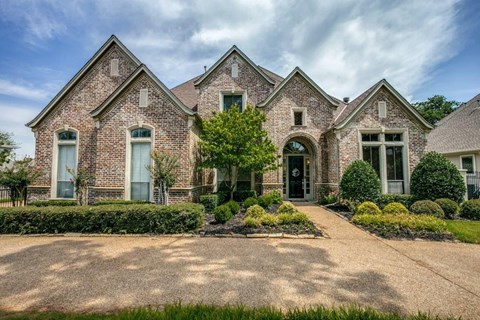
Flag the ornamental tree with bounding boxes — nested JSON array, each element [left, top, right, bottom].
[[199, 104, 279, 200], [147, 151, 179, 205]]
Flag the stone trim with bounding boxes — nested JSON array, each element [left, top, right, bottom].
[[1, 233, 325, 239]]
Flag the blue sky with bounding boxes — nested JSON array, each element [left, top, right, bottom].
[[0, 0, 478, 158]]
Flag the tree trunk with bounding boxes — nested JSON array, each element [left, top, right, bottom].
[[229, 166, 239, 200], [163, 180, 169, 205]]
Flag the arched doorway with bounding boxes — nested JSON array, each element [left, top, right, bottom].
[[283, 140, 312, 200]]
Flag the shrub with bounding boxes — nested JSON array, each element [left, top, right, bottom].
[[28, 200, 77, 207], [356, 201, 381, 215], [376, 194, 414, 209], [225, 200, 240, 215], [243, 197, 258, 209], [460, 199, 480, 220], [213, 204, 233, 224], [277, 202, 297, 215], [245, 205, 266, 219], [244, 217, 261, 228], [93, 200, 150, 206], [353, 213, 448, 234], [435, 198, 460, 219], [0, 203, 205, 234], [290, 212, 311, 225], [266, 190, 282, 204], [410, 200, 445, 218], [318, 185, 338, 205], [277, 213, 292, 225], [199, 194, 221, 212], [340, 160, 381, 203], [259, 214, 278, 226], [410, 151, 466, 203], [257, 195, 273, 209], [233, 190, 256, 202], [382, 202, 409, 215]]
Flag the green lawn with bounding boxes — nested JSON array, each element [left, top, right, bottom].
[[446, 220, 480, 244]]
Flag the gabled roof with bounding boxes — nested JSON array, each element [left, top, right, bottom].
[[257, 67, 339, 107], [333, 79, 433, 130], [193, 45, 275, 87], [26, 35, 142, 128], [427, 93, 480, 154], [91, 64, 195, 118]]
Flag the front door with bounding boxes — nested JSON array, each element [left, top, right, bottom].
[[288, 156, 304, 198]]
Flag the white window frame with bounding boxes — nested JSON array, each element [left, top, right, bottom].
[[460, 154, 476, 174], [358, 128, 410, 194], [219, 91, 246, 112], [51, 127, 79, 199], [291, 107, 307, 126], [125, 124, 154, 201]]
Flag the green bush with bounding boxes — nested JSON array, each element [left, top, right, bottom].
[[460, 199, 480, 220], [266, 190, 282, 204], [199, 194, 221, 212], [213, 204, 233, 224], [245, 205, 266, 219], [259, 214, 278, 226], [244, 217, 261, 228], [0, 203, 205, 234], [340, 160, 381, 203], [376, 194, 414, 209], [290, 212, 311, 225], [93, 200, 150, 206], [243, 197, 258, 209], [382, 202, 409, 215], [225, 200, 240, 215], [233, 190, 256, 202], [435, 198, 460, 219], [410, 151, 466, 203], [410, 200, 445, 218], [353, 213, 448, 234], [277, 213, 292, 225], [277, 202, 297, 215], [257, 195, 273, 209], [28, 200, 77, 207], [318, 185, 338, 205], [356, 201, 381, 215]]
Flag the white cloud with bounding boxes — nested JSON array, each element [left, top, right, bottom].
[[0, 79, 51, 101]]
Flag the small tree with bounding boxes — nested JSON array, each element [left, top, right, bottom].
[[199, 105, 279, 200], [147, 151, 179, 205], [0, 157, 43, 206], [340, 160, 381, 203], [67, 167, 94, 206], [0, 130, 16, 166], [410, 151, 465, 203]]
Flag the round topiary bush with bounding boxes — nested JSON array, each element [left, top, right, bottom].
[[382, 202, 409, 215], [245, 204, 266, 218], [356, 201, 381, 215], [410, 200, 445, 218], [435, 198, 460, 219], [340, 160, 381, 203], [410, 152, 466, 203], [225, 200, 240, 215], [213, 204, 233, 224], [277, 202, 297, 215], [257, 195, 273, 209], [243, 197, 258, 209], [460, 199, 480, 220]]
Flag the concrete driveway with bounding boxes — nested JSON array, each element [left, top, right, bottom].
[[0, 203, 479, 319]]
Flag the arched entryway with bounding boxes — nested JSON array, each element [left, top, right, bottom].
[[282, 140, 313, 200]]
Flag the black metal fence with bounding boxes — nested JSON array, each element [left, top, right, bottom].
[[466, 172, 480, 200], [0, 186, 27, 207]]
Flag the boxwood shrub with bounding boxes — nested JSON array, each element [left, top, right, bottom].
[[257, 195, 273, 209], [29, 200, 77, 207], [213, 204, 233, 224], [225, 200, 240, 215], [410, 200, 445, 218], [435, 198, 460, 219], [460, 199, 480, 220], [0, 203, 205, 234], [376, 194, 414, 209], [340, 160, 381, 203], [353, 213, 448, 235], [243, 197, 258, 209], [382, 202, 409, 215], [93, 200, 151, 206], [199, 194, 221, 212], [356, 201, 381, 215]]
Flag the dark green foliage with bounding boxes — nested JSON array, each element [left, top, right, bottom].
[[199, 194, 221, 212], [356, 201, 382, 215], [340, 160, 381, 203], [412, 95, 459, 125], [29, 200, 77, 207], [410, 152, 466, 203], [243, 197, 258, 209], [435, 198, 460, 219], [257, 194, 273, 209], [93, 200, 151, 206], [383, 202, 409, 215], [410, 200, 445, 218], [266, 190, 283, 204], [460, 199, 480, 220], [318, 185, 338, 205], [0, 203, 205, 234], [233, 190, 256, 202], [213, 204, 233, 224], [377, 194, 414, 209], [226, 200, 240, 215]]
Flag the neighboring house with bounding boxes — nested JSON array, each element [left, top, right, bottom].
[[26, 35, 432, 203], [427, 94, 480, 198]]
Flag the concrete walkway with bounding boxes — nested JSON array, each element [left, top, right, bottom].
[[0, 203, 478, 319]]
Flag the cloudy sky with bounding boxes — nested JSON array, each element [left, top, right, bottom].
[[0, 0, 479, 158]]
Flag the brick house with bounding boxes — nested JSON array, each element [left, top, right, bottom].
[[26, 35, 433, 203]]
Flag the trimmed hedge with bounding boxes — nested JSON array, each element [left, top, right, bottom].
[[435, 198, 459, 219], [29, 200, 77, 207], [199, 194, 222, 212], [353, 213, 448, 234], [213, 204, 233, 224], [382, 202, 409, 215], [376, 194, 414, 209], [410, 200, 444, 218], [460, 199, 480, 220], [340, 160, 381, 203], [356, 201, 381, 215], [93, 200, 151, 206], [0, 203, 205, 234]]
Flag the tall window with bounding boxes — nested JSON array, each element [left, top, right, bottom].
[[361, 132, 405, 194], [130, 128, 151, 201], [223, 94, 243, 111], [56, 130, 77, 198]]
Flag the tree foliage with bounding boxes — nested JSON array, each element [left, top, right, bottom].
[[199, 105, 279, 199], [412, 95, 459, 125], [147, 151, 179, 205], [0, 157, 43, 205], [0, 130, 16, 166]]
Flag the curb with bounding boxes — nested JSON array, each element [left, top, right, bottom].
[[0, 233, 325, 239]]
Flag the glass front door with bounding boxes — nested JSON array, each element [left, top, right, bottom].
[[288, 156, 304, 198]]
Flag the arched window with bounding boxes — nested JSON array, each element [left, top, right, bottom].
[[130, 128, 152, 200], [56, 130, 77, 198], [283, 141, 309, 154]]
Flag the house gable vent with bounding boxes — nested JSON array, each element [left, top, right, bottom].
[[231, 63, 238, 78], [139, 88, 148, 108], [378, 101, 387, 118], [110, 59, 119, 76]]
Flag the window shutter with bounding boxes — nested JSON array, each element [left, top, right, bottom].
[[139, 89, 148, 108], [110, 59, 119, 76], [378, 101, 387, 118], [231, 63, 238, 78]]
